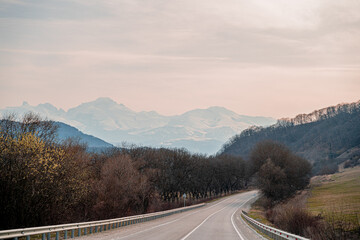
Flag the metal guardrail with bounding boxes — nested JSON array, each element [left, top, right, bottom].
[[0, 203, 205, 240], [241, 211, 309, 240]]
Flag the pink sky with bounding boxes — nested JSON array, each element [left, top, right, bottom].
[[0, 0, 359, 118]]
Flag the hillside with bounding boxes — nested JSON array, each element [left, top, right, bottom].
[[0, 98, 276, 154], [55, 122, 113, 150], [0, 119, 113, 151], [220, 100, 360, 174], [308, 166, 360, 220]]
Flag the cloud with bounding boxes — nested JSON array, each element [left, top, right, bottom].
[[0, 0, 359, 117], [1, 0, 359, 66]]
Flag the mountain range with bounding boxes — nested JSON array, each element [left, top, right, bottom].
[[0, 98, 276, 154], [56, 122, 113, 151], [220, 100, 360, 174]]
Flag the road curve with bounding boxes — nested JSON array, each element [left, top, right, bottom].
[[79, 190, 263, 240]]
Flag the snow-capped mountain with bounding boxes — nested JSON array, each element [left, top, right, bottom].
[[0, 98, 276, 154]]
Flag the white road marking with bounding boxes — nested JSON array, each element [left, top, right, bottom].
[[239, 210, 267, 240], [231, 193, 258, 240], [231, 209, 246, 240], [180, 197, 239, 240], [116, 195, 235, 240]]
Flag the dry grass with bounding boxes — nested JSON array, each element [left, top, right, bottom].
[[307, 166, 360, 219], [247, 166, 360, 239], [248, 197, 273, 226], [307, 166, 360, 238]]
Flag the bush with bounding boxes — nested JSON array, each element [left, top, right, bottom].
[[266, 200, 360, 240], [250, 141, 312, 202], [309, 211, 360, 240], [269, 203, 322, 236]]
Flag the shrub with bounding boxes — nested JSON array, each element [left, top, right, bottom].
[[250, 141, 312, 202], [269, 203, 322, 236]]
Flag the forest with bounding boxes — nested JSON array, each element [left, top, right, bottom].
[[0, 113, 248, 230], [0, 113, 311, 230], [220, 102, 360, 175]]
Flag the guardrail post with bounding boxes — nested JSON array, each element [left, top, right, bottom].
[[71, 229, 74, 238], [56, 231, 59, 240], [26, 236, 30, 240], [90, 226, 92, 234], [84, 227, 87, 235], [64, 230, 67, 239], [95, 226, 97, 233], [47, 232, 50, 240], [42, 233, 45, 240], [78, 228, 81, 237]]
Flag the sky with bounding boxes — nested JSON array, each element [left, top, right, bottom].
[[0, 0, 359, 119]]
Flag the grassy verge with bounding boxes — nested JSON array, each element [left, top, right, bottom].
[[247, 166, 360, 239], [241, 215, 272, 240], [247, 197, 273, 226], [307, 166, 360, 231]]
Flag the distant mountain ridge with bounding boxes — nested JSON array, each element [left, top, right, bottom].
[[220, 100, 360, 174], [0, 119, 113, 151], [55, 122, 113, 150], [0, 98, 276, 154], [277, 100, 360, 126]]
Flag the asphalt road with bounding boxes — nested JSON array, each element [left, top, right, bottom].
[[79, 190, 263, 240]]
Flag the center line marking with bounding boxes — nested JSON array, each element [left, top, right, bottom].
[[117, 195, 234, 239], [180, 197, 240, 240]]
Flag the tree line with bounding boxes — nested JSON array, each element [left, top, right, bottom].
[[220, 104, 360, 175], [0, 113, 248, 229], [0, 113, 311, 230]]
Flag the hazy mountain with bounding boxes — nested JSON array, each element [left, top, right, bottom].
[[56, 122, 113, 150], [0, 98, 276, 154], [220, 100, 360, 174], [0, 118, 113, 151], [1, 101, 81, 129]]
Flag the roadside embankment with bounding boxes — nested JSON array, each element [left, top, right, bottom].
[[248, 166, 360, 239]]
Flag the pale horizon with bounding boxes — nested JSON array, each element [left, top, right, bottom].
[[2, 96, 360, 121], [1, 0, 360, 119]]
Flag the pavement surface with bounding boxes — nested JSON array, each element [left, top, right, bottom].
[[78, 190, 264, 240]]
